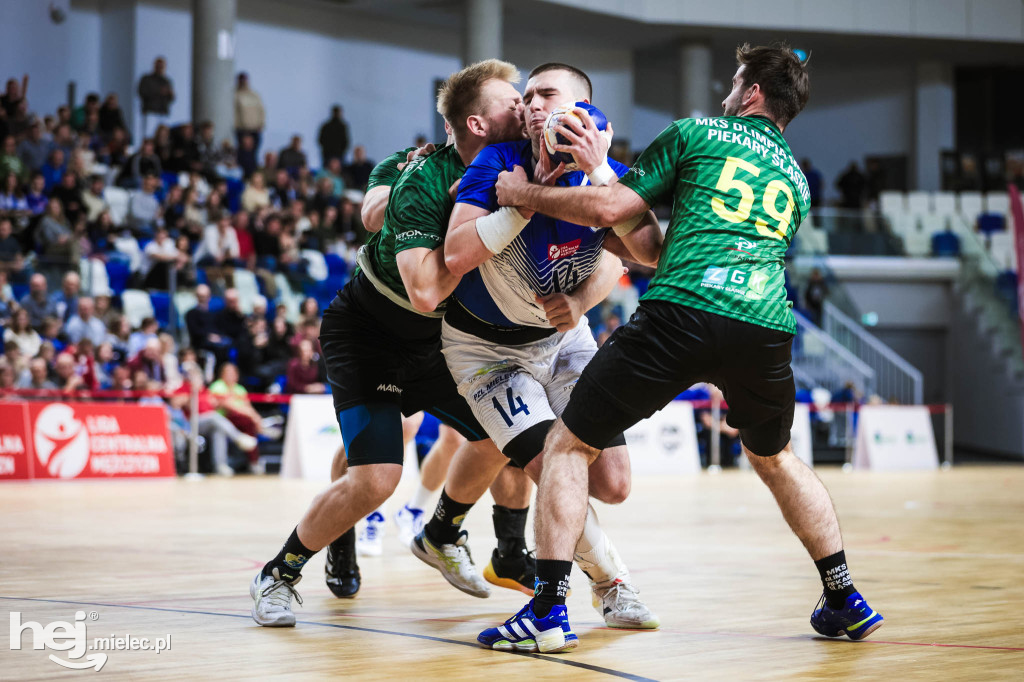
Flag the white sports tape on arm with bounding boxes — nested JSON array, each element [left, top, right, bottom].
[[587, 160, 616, 187], [612, 213, 643, 237], [476, 207, 530, 254]]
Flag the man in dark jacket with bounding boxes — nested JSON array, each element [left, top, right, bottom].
[[317, 105, 349, 165], [138, 57, 175, 137]]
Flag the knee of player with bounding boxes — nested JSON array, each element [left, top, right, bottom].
[[590, 472, 631, 505]]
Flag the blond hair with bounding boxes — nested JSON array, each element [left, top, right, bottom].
[[436, 59, 520, 134]]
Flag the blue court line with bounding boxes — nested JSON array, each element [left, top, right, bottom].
[[0, 596, 657, 681]]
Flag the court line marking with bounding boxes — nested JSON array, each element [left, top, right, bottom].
[[0, 597, 657, 681]]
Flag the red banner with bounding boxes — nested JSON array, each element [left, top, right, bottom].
[[1009, 184, 1024, 357], [0, 403, 32, 480], [0, 402, 175, 480]]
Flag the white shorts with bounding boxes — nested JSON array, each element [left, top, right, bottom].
[[441, 318, 598, 452]]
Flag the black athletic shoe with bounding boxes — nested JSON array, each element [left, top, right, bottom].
[[483, 548, 536, 596], [325, 529, 360, 599]]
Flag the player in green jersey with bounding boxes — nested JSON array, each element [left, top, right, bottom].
[[251, 60, 533, 627], [480, 43, 883, 651]]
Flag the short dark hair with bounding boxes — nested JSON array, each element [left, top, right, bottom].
[[527, 62, 592, 100], [735, 43, 809, 128]]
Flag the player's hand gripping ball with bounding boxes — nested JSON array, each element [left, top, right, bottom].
[[543, 102, 608, 172]]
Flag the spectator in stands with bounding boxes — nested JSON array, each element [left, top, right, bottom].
[[234, 72, 265, 156], [316, 157, 345, 197], [51, 171, 84, 223], [37, 197, 77, 271], [16, 356, 54, 390], [696, 385, 741, 467], [53, 351, 83, 391], [24, 172, 47, 216], [286, 338, 325, 394], [344, 145, 373, 192], [81, 174, 108, 223], [127, 336, 165, 384], [17, 119, 50, 173], [233, 211, 256, 268], [1, 76, 28, 120], [0, 217, 25, 277], [1, 135, 26, 182], [120, 139, 163, 189], [65, 297, 107, 347], [208, 361, 271, 470], [127, 172, 163, 235], [38, 317, 63, 355], [93, 292, 116, 328], [159, 332, 182, 391], [154, 124, 175, 170], [19, 274, 56, 329], [71, 93, 101, 132], [299, 297, 319, 327], [52, 123, 76, 161], [318, 105, 349, 165], [800, 158, 823, 209], [241, 171, 270, 213], [195, 215, 240, 289], [214, 288, 252, 361], [138, 57, 175, 136], [107, 315, 132, 364], [4, 308, 41, 358], [142, 225, 180, 289], [40, 149, 65, 192], [237, 132, 258, 179], [185, 284, 229, 360], [50, 271, 80, 321], [99, 128, 129, 169], [127, 317, 159, 359], [278, 135, 307, 177], [98, 93, 127, 137], [309, 176, 339, 216], [836, 161, 866, 210], [0, 172, 30, 228], [0, 358, 15, 391], [804, 268, 828, 325], [268, 168, 294, 208], [174, 234, 197, 288]]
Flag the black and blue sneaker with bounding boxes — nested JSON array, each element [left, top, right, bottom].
[[478, 600, 578, 653], [324, 528, 360, 599], [810, 591, 884, 640]]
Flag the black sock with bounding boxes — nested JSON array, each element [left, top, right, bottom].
[[533, 559, 572, 618], [263, 527, 316, 583], [815, 550, 856, 609], [424, 488, 474, 546], [492, 505, 529, 558]]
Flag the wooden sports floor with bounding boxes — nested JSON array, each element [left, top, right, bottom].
[[2, 466, 1023, 680]]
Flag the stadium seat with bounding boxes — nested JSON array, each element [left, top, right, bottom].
[[79, 257, 112, 297], [105, 258, 131, 294], [324, 253, 347, 277], [902, 223, 932, 257], [886, 213, 915, 239], [208, 295, 225, 313], [879, 191, 906, 216], [301, 249, 328, 281], [103, 186, 131, 227], [984, 191, 1009, 218], [796, 223, 829, 255], [989, 232, 1017, 270], [233, 269, 260, 313], [122, 289, 155, 328], [906, 191, 931, 215], [932, 192, 956, 217], [931, 231, 961, 257], [273, 273, 302, 322], [978, 213, 1005, 234], [161, 172, 179, 189], [150, 291, 171, 327], [11, 283, 28, 301], [958, 191, 984, 224]]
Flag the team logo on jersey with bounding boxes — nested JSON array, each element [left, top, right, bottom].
[[376, 383, 402, 394], [547, 239, 581, 260]]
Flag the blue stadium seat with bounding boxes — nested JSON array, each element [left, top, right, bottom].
[[161, 172, 179, 189], [226, 178, 244, 213], [208, 295, 225, 313], [150, 291, 171, 328], [978, 213, 1005, 235], [931, 231, 961, 257], [324, 253, 347, 277], [11, 283, 28, 301], [106, 259, 131, 295], [195, 268, 208, 286]]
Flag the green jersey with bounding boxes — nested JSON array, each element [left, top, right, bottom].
[[619, 116, 810, 333], [360, 144, 464, 314], [366, 147, 415, 191]]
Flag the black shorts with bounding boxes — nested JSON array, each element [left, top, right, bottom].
[[561, 300, 795, 457], [319, 272, 487, 443]]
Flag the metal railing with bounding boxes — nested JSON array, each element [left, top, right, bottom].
[[822, 300, 924, 404], [791, 309, 876, 398]]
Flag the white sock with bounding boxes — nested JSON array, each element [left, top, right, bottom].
[[573, 504, 629, 585], [409, 483, 434, 512]]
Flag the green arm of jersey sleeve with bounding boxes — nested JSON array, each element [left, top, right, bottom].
[[388, 180, 446, 253], [366, 148, 414, 191], [619, 121, 688, 207]]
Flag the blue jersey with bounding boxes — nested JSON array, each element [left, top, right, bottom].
[[453, 140, 629, 329]]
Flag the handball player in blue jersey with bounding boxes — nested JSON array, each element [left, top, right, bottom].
[[410, 63, 664, 643]]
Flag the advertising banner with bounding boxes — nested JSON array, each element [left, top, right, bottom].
[[853, 405, 939, 471], [0, 402, 32, 480]]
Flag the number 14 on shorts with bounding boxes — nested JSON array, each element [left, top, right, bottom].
[[493, 388, 530, 427]]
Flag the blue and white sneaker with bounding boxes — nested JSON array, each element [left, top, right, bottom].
[[395, 504, 425, 546], [357, 510, 385, 557], [810, 591, 884, 640], [478, 600, 578, 653]]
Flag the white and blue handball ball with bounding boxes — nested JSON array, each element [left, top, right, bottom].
[[543, 101, 608, 172]]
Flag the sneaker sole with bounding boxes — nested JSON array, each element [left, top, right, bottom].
[[482, 562, 534, 596], [846, 619, 884, 641], [410, 539, 490, 598], [604, 616, 660, 630]]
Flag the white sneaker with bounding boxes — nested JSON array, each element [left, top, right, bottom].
[[236, 433, 259, 452], [591, 578, 660, 629], [357, 511, 385, 557], [250, 568, 303, 627], [410, 529, 490, 598], [394, 504, 425, 546], [216, 463, 235, 477]]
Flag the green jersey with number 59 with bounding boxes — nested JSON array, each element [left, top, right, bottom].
[[619, 116, 810, 333]]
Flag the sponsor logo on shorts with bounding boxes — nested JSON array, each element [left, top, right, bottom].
[[547, 239, 581, 261], [377, 383, 402, 394], [471, 369, 518, 401]]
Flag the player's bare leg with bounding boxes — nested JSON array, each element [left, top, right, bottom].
[[397, 424, 464, 544], [359, 413, 423, 556], [299, 463, 403, 550]]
